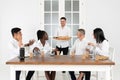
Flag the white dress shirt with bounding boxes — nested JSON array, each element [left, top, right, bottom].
[[71, 38, 88, 55], [9, 38, 31, 59], [30, 40, 51, 54], [93, 40, 109, 57], [9, 39, 20, 59], [54, 26, 71, 48]]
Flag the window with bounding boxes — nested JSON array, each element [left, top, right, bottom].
[[43, 0, 85, 48], [44, 0, 59, 48]]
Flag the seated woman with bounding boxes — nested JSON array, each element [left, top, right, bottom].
[[77, 28, 109, 80], [88, 28, 109, 57], [31, 30, 56, 80]]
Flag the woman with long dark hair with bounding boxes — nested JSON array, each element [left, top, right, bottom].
[[88, 28, 109, 57]]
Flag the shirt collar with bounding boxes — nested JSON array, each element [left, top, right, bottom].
[[79, 37, 86, 42], [38, 40, 47, 47], [60, 26, 66, 29]]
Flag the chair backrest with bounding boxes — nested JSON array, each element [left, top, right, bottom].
[[109, 47, 115, 61]]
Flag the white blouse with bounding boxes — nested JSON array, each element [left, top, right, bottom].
[[90, 40, 109, 57], [30, 40, 51, 54]]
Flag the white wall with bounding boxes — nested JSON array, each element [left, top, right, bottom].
[[0, 0, 120, 80], [85, 1, 120, 79], [0, 0, 41, 79], [85, 0, 120, 64]]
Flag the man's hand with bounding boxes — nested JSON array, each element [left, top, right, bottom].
[[29, 39, 35, 46], [24, 39, 35, 46], [88, 42, 95, 46], [18, 40, 23, 47]]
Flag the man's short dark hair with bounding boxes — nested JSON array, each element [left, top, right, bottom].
[[78, 29, 85, 35], [11, 27, 21, 37], [60, 17, 66, 21]]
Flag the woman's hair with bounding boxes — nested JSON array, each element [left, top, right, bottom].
[[93, 28, 106, 43], [37, 30, 46, 40]]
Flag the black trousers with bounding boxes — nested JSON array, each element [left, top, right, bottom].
[[56, 46, 69, 73], [16, 71, 21, 80], [69, 71, 91, 80], [56, 46, 69, 55], [45, 71, 56, 80], [16, 71, 34, 80]]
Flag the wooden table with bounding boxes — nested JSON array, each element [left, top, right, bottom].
[[6, 55, 115, 80]]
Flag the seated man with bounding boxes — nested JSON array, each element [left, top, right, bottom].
[[10, 27, 34, 80], [69, 29, 91, 80]]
